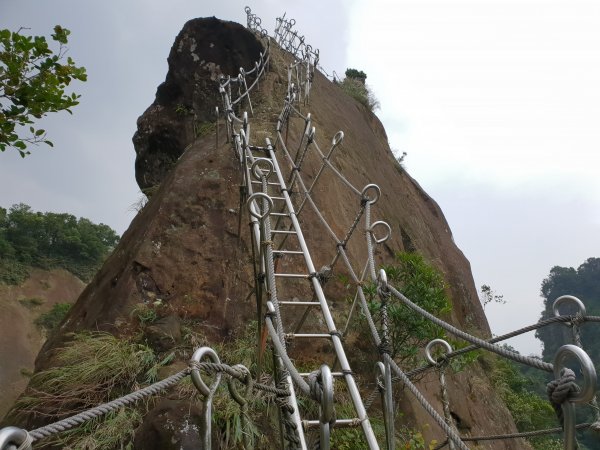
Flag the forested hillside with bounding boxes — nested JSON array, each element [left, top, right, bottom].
[[0, 203, 119, 283]]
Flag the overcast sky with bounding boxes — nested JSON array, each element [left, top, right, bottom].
[[2, 0, 598, 356]]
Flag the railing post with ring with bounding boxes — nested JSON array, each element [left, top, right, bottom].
[[551, 344, 597, 450], [0, 427, 29, 450], [377, 269, 395, 450], [190, 347, 223, 449], [426, 339, 456, 450], [375, 362, 395, 450], [318, 365, 335, 450]]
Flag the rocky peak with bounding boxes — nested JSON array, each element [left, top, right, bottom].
[[133, 17, 263, 191]]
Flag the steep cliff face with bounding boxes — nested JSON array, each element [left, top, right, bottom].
[[4, 17, 528, 449], [0, 269, 85, 419]]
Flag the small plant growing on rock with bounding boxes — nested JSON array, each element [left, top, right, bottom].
[[339, 68, 379, 112], [365, 252, 451, 368], [11, 332, 157, 448], [34, 302, 71, 331]]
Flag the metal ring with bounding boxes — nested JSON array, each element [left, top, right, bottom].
[[369, 221, 391, 244], [290, 18, 296, 26], [239, 129, 248, 148], [332, 131, 344, 146], [553, 295, 586, 318], [361, 184, 381, 205], [425, 339, 453, 365], [553, 344, 597, 404], [251, 158, 274, 180], [304, 113, 312, 132], [0, 427, 28, 449], [247, 193, 273, 221], [375, 361, 385, 386], [378, 269, 388, 287], [244, 6, 251, 14], [319, 365, 335, 425], [260, 29, 268, 39], [190, 347, 222, 397]]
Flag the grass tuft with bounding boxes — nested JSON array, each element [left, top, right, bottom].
[[14, 332, 156, 420]]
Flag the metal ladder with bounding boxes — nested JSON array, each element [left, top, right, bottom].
[[242, 134, 380, 449]]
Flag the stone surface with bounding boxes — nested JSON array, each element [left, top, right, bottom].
[[0, 269, 85, 420], [144, 315, 182, 351], [133, 17, 264, 190], [133, 399, 204, 450]]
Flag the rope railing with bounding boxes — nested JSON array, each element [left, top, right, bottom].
[[0, 348, 290, 450], [432, 422, 597, 450]]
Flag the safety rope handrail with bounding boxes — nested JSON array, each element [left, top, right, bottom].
[[406, 314, 600, 378], [0, 354, 287, 450], [432, 422, 596, 449]]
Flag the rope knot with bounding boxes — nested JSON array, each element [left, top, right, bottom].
[[307, 370, 323, 402], [547, 367, 580, 427], [378, 340, 392, 356], [547, 368, 579, 405], [570, 312, 585, 327], [329, 330, 343, 339]]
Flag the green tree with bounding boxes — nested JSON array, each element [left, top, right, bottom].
[[367, 252, 451, 367], [344, 68, 367, 84], [0, 203, 119, 283], [479, 284, 505, 309], [536, 258, 600, 363], [0, 25, 87, 156], [486, 352, 562, 449]]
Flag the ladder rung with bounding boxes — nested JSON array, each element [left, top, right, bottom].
[[269, 212, 289, 217], [270, 196, 286, 201], [299, 372, 345, 377], [273, 250, 303, 255], [271, 230, 297, 235], [304, 419, 361, 429], [250, 180, 279, 186], [274, 273, 308, 278], [280, 301, 320, 306], [246, 167, 272, 175], [286, 333, 331, 339]]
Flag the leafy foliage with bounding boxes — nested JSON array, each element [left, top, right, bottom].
[[367, 252, 451, 367], [344, 68, 367, 83], [479, 284, 506, 309], [0, 25, 87, 156], [339, 68, 379, 112], [0, 203, 119, 283], [536, 257, 600, 363], [35, 302, 71, 331], [485, 352, 564, 449]]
